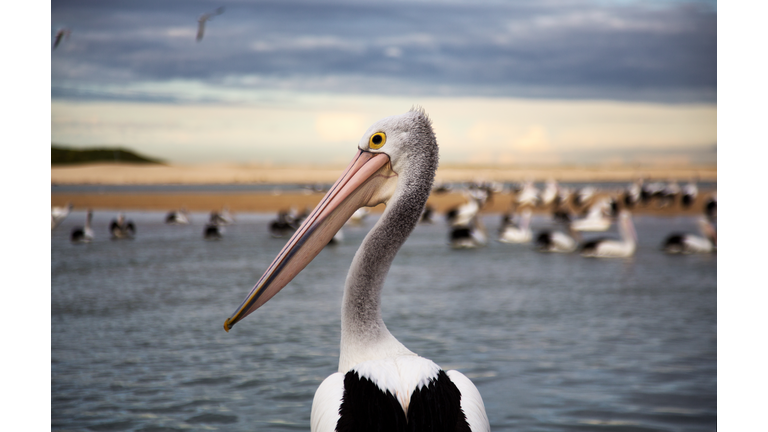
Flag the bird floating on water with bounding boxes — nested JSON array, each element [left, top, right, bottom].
[[571, 197, 613, 232], [580, 210, 637, 258], [52, 203, 73, 230], [196, 7, 225, 42], [662, 216, 716, 254], [498, 208, 533, 244], [70, 210, 94, 243], [224, 108, 490, 431], [110, 213, 135, 239], [165, 208, 190, 225]]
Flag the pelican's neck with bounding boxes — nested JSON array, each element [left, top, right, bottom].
[[619, 215, 637, 245], [338, 156, 436, 373]]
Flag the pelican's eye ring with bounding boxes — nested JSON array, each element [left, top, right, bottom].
[[369, 132, 386, 149]]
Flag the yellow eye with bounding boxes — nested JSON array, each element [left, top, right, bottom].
[[369, 132, 386, 149]]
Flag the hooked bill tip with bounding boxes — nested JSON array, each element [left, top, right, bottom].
[[223, 318, 234, 332]]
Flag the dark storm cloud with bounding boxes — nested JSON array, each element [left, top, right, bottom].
[[51, 0, 716, 103]]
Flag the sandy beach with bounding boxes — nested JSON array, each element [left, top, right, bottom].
[[52, 162, 717, 185], [51, 164, 717, 214], [51, 162, 715, 216]]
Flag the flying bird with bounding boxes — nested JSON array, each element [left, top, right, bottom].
[[53, 28, 71, 49], [196, 7, 225, 42], [224, 108, 490, 431]]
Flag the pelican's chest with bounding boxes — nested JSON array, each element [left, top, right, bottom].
[[335, 356, 470, 432]]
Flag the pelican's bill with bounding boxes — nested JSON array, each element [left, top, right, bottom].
[[224, 150, 396, 331]]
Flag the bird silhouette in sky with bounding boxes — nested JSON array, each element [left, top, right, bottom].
[[53, 28, 71, 49], [197, 7, 225, 42]]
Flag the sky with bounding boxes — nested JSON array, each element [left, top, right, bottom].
[[50, 0, 718, 166]]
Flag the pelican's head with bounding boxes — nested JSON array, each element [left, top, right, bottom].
[[224, 108, 437, 331]]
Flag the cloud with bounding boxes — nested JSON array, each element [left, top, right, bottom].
[[51, 0, 717, 104]]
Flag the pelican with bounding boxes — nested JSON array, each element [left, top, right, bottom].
[[658, 180, 680, 208], [540, 179, 559, 207], [204, 223, 224, 240], [516, 180, 539, 207], [580, 211, 637, 258], [70, 210, 94, 243], [204, 211, 228, 240], [447, 191, 487, 249], [623, 180, 642, 208], [52, 203, 73, 230], [535, 229, 578, 253], [681, 181, 698, 209], [535, 215, 580, 253], [219, 206, 235, 224], [269, 207, 308, 238], [572, 186, 596, 208], [498, 208, 533, 244], [704, 193, 717, 220], [209, 209, 233, 226], [196, 6, 225, 42], [570, 197, 612, 232], [449, 216, 487, 249], [224, 108, 489, 431], [109, 213, 135, 239], [165, 208, 190, 225], [662, 217, 716, 254]]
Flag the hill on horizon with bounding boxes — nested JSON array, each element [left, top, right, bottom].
[[52, 145, 164, 165]]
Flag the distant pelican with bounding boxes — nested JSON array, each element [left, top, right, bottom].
[[623, 180, 642, 208], [572, 186, 596, 208], [204, 211, 227, 240], [498, 208, 533, 244], [223, 108, 490, 431], [165, 208, 190, 225], [52, 203, 73, 230], [219, 206, 235, 224], [704, 194, 717, 220], [110, 213, 135, 239], [70, 210, 94, 243], [446, 190, 485, 227], [662, 217, 716, 254], [196, 6, 225, 42], [269, 208, 307, 238], [535, 217, 580, 253], [658, 181, 680, 208], [449, 219, 487, 249], [204, 223, 224, 240], [447, 192, 487, 249], [681, 181, 698, 208], [641, 181, 665, 205], [535, 229, 578, 253], [516, 180, 539, 207], [571, 197, 612, 232], [540, 179, 559, 207], [580, 211, 637, 258]]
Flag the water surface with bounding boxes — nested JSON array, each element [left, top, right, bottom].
[[52, 211, 716, 431]]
